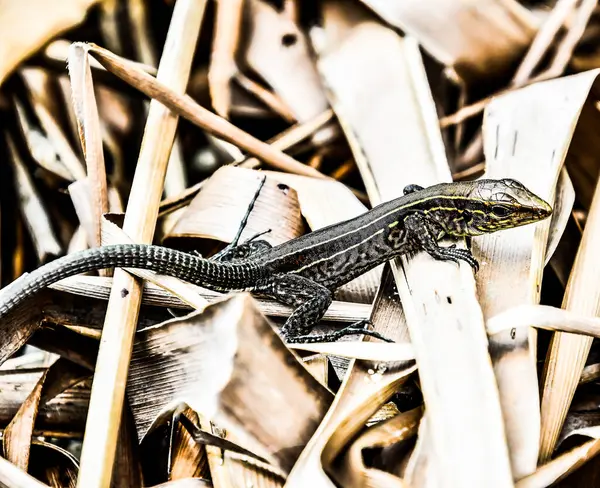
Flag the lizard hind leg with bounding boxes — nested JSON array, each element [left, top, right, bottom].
[[256, 273, 333, 341], [257, 274, 393, 343]]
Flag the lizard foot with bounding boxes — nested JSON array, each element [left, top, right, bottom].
[[286, 319, 394, 343]]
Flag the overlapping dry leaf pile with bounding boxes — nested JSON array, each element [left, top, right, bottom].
[[2, 0, 600, 486]]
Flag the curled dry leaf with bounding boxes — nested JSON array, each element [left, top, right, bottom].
[[3, 357, 90, 471], [0, 441, 78, 488], [0, 367, 90, 434], [335, 406, 422, 487], [127, 294, 333, 473], [515, 426, 600, 488]]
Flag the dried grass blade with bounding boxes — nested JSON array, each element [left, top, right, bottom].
[[67, 42, 109, 249], [76, 2, 206, 486], [316, 21, 512, 485], [540, 147, 600, 461], [475, 70, 600, 476], [84, 43, 324, 179]]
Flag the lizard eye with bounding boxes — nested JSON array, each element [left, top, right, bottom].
[[491, 205, 513, 218]]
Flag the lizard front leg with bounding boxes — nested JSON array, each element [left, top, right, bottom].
[[256, 274, 391, 343], [404, 213, 479, 271]]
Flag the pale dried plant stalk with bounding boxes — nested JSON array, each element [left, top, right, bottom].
[[209, 0, 244, 118], [84, 43, 325, 179], [67, 43, 109, 250], [75, 1, 206, 486]]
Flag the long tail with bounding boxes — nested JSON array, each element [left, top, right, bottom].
[[0, 244, 266, 318]]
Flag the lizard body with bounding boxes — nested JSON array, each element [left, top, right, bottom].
[[0, 178, 552, 342]]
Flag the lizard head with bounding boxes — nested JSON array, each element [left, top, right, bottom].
[[460, 178, 553, 236]]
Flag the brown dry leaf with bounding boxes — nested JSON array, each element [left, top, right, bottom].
[[360, 0, 537, 83], [315, 14, 511, 486], [0, 289, 51, 366], [0, 0, 101, 86], [169, 409, 206, 480], [127, 294, 333, 473], [3, 358, 90, 471], [516, 426, 600, 488], [166, 166, 305, 251], [0, 368, 89, 435]]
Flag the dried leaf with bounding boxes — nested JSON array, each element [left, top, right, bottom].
[[127, 294, 333, 473]]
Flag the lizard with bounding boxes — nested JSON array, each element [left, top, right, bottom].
[[0, 178, 552, 343]]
